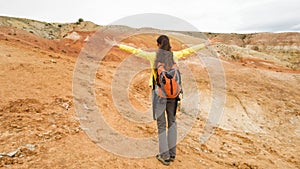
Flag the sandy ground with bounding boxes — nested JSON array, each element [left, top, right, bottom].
[[0, 26, 299, 169]]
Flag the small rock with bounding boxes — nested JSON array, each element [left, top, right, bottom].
[[6, 149, 19, 157], [74, 128, 80, 133], [55, 135, 62, 140], [62, 102, 70, 110], [217, 153, 226, 158], [11, 124, 22, 129], [80, 127, 89, 131], [35, 117, 44, 122], [24, 144, 35, 151], [200, 144, 210, 153]]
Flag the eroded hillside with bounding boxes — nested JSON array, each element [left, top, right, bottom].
[[0, 16, 299, 169]]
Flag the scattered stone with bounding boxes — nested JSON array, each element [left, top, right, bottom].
[[50, 124, 57, 129], [200, 144, 211, 153], [217, 153, 226, 158], [11, 124, 22, 129], [35, 117, 44, 122], [55, 135, 62, 140], [74, 128, 80, 133], [24, 144, 35, 151], [6, 150, 18, 157], [64, 32, 81, 41], [62, 102, 70, 110], [84, 36, 89, 42], [55, 98, 72, 110], [48, 54, 60, 59], [80, 126, 89, 131], [51, 59, 56, 63], [0, 144, 36, 160]]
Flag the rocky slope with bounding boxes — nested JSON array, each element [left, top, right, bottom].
[[206, 32, 300, 70], [2, 16, 299, 70]]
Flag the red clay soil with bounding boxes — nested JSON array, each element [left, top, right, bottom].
[[0, 26, 299, 169]]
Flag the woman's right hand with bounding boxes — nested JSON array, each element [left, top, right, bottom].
[[104, 37, 119, 47]]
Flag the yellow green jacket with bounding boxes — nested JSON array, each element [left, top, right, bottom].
[[119, 44, 206, 87]]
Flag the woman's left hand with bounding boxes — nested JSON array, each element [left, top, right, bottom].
[[205, 38, 220, 46]]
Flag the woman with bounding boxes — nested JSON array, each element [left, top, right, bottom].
[[107, 35, 215, 165]]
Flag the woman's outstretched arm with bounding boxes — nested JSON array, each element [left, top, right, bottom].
[[119, 44, 156, 60], [104, 37, 156, 60], [173, 39, 217, 61]]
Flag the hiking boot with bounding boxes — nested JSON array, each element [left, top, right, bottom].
[[169, 156, 175, 162], [156, 154, 170, 166]]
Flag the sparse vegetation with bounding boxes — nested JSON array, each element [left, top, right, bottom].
[[76, 18, 84, 24], [239, 34, 247, 40]]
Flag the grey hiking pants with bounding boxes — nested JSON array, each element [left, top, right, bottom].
[[152, 89, 178, 160]]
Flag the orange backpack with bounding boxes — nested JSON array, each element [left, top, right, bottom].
[[156, 63, 182, 98]]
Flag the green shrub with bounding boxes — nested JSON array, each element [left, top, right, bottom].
[[76, 18, 84, 24]]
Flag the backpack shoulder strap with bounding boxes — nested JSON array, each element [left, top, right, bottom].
[[171, 63, 179, 70], [157, 62, 165, 74], [157, 62, 165, 69]]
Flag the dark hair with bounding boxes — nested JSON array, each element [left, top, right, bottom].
[[156, 35, 171, 51], [155, 35, 174, 70]]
